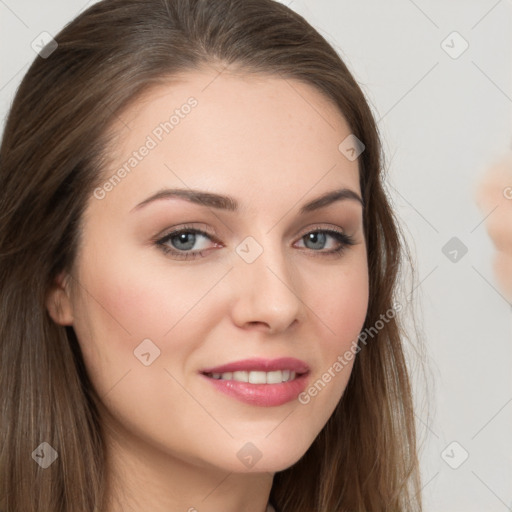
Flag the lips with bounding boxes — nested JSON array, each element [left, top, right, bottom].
[[200, 357, 310, 375], [199, 357, 311, 407]]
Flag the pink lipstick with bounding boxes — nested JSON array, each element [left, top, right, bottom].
[[200, 357, 310, 407]]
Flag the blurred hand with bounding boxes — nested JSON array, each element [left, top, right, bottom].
[[474, 151, 512, 302]]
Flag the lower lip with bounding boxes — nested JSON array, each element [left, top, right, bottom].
[[200, 373, 309, 407]]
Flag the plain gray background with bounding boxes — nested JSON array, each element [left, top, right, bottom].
[[1, 0, 511, 510]]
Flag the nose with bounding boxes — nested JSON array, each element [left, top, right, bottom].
[[229, 238, 303, 334]]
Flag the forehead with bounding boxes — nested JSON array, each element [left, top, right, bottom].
[[96, 68, 361, 216]]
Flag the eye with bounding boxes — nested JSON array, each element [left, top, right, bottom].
[[155, 224, 356, 260], [295, 228, 356, 256], [156, 225, 218, 260]]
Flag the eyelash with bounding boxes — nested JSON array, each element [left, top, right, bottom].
[[155, 224, 356, 261]]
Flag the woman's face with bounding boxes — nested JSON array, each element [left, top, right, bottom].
[[49, 68, 369, 474]]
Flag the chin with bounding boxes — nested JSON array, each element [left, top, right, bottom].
[[218, 435, 314, 474]]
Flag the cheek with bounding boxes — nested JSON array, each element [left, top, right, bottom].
[[326, 277, 368, 339], [315, 254, 369, 350], [72, 243, 225, 383], [303, 254, 369, 401], [70, 247, 218, 444]]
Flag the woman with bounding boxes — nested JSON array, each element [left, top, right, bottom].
[[0, 0, 423, 510]]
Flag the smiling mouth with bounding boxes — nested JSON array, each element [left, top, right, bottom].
[[200, 360, 311, 406], [202, 369, 306, 384]]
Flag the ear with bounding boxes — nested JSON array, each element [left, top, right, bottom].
[[46, 271, 74, 325]]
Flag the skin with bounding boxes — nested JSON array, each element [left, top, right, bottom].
[[46, 66, 369, 512], [474, 152, 512, 302]]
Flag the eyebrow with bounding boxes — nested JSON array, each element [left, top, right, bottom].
[[130, 187, 364, 214]]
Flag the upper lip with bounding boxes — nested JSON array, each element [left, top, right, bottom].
[[201, 357, 310, 375]]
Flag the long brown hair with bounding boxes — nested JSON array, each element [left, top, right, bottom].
[[0, 0, 423, 510]]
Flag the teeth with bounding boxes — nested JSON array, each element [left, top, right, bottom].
[[266, 370, 283, 384], [249, 371, 266, 384], [233, 371, 248, 382], [208, 370, 297, 383]]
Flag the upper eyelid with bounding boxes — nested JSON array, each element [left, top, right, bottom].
[[156, 225, 217, 242], [156, 223, 352, 245]]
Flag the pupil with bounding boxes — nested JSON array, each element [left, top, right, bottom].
[[306, 232, 326, 250], [173, 232, 195, 250]]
